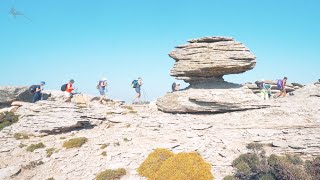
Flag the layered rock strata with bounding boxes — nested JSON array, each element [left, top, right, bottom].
[[157, 36, 269, 113]]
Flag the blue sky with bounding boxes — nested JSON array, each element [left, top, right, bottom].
[[1, 0, 319, 102]]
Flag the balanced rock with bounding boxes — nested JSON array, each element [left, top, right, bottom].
[[169, 36, 256, 83], [157, 36, 269, 113]]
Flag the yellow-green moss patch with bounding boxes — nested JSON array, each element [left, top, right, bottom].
[[101, 151, 107, 156], [0, 112, 19, 131], [100, 143, 109, 149], [14, 133, 31, 140], [63, 137, 88, 149], [154, 152, 213, 180], [137, 148, 174, 179], [46, 148, 59, 157], [26, 143, 45, 152], [96, 168, 126, 180]]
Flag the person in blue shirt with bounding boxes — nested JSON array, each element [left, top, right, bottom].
[[32, 81, 45, 103]]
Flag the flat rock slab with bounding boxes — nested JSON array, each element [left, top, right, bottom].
[[0, 166, 21, 179]]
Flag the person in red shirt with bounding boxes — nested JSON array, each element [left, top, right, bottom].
[[65, 79, 75, 102]]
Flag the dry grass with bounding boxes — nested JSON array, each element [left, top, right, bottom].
[[26, 143, 45, 152], [96, 168, 126, 180], [63, 137, 88, 149]]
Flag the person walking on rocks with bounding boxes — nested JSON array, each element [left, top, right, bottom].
[[97, 78, 108, 104], [275, 77, 288, 98], [171, 82, 180, 92], [31, 81, 46, 103], [257, 79, 271, 100], [64, 79, 75, 102], [132, 77, 143, 103]]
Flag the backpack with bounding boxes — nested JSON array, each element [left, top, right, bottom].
[[96, 81, 100, 89], [255, 81, 264, 90], [132, 80, 138, 88], [172, 82, 176, 92], [277, 80, 283, 89], [61, 84, 67, 91], [29, 85, 37, 94]]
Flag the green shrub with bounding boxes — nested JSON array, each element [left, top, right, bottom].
[[26, 143, 45, 152], [305, 157, 320, 180], [0, 112, 19, 131], [226, 142, 315, 180], [258, 173, 276, 180], [96, 168, 126, 180], [223, 175, 236, 180], [63, 137, 88, 149], [268, 154, 310, 180]]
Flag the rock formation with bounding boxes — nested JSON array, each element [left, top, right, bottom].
[[0, 86, 51, 108], [0, 87, 31, 108], [157, 36, 269, 113]]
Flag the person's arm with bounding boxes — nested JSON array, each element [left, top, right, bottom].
[[282, 81, 286, 90]]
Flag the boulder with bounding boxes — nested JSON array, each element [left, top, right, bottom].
[[0, 86, 31, 108], [0, 86, 51, 108], [157, 36, 270, 113], [169, 36, 256, 83]]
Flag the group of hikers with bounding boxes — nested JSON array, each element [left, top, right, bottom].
[[29, 76, 288, 104], [255, 77, 288, 100], [29, 77, 143, 104]]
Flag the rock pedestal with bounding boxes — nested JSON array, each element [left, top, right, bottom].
[[157, 36, 269, 113]]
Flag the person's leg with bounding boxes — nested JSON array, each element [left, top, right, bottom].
[[32, 93, 37, 103], [283, 89, 287, 97], [64, 92, 72, 102]]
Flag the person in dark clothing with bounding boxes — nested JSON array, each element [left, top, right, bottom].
[[32, 81, 45, 103]]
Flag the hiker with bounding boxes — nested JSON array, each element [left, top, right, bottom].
[[64, 79, 75, 102], [97, 78, 108, 104], [30, 81, 46, 103], [256, 80, 271, 100], [132, 77, 143, 103], [275, 77, 288, 98], [171, 82, 180, 92]]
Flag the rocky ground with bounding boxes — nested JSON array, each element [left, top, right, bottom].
[[0, 84, 319, 180]]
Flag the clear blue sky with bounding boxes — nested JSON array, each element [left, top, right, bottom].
[[1, 0, 319, 102]]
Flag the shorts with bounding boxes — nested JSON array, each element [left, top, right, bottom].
[[65, 92, 72, 98], [135, 87, 141, 94], [99, 87, 105, 95]]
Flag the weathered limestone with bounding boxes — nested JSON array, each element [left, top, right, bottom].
[[0, 86, 31, 108], [157, 36, 268, 113], [170, 36, 256, 83]]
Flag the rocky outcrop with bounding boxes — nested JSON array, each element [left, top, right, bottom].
[[157, 36, 269, 113], [0, 86, 31, 108], [0, 86, 51, 108]]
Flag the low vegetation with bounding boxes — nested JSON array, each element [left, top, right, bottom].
[[138, 148, 213, 179], [23, 160, 44, 169], [100, 143, 109, 149], [96, 168, 126, 180], [224, 142, 320, 180], [0, 112, 19, 131], [63, 137, 88, 149], [46, 148, 59, 157], [26, 142, 45, 152], [14, 133, 31, 140], [101, 151, 107, 156]]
